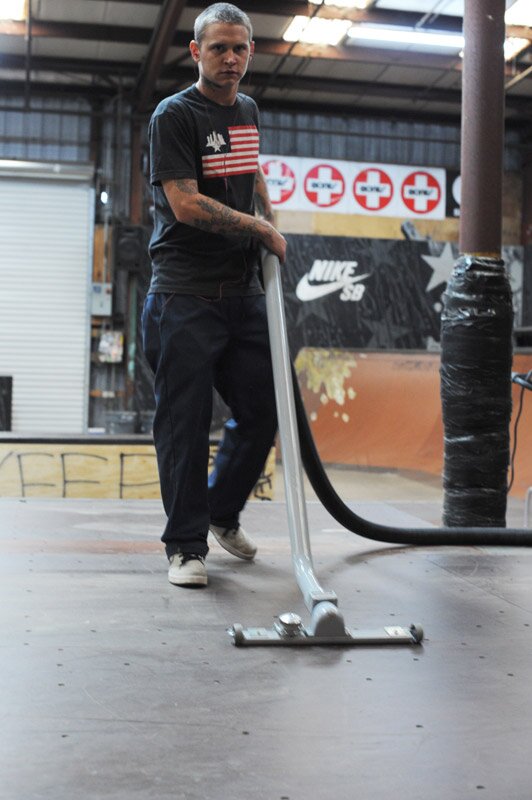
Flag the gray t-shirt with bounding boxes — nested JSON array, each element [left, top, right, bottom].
[[148, 85, 263, 297]]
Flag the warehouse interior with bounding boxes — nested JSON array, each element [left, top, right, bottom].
[[2, 1, 532, 798]]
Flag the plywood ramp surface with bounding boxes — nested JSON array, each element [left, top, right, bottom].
[[296, 349, 532, 497]]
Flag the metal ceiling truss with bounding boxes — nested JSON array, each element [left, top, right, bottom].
[[0, 19, 468, 75], [132, 0, 187, 111], [2, 54, 530, 117], [2, 17, 530, 48], [1, 1, 531, 124]]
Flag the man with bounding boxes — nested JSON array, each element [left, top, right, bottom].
[[142, 3, 286, 588]]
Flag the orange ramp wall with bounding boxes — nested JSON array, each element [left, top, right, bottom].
[[295, 348, 532, 498]]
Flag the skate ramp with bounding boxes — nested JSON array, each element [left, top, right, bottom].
[[295, 348, 532, 497]]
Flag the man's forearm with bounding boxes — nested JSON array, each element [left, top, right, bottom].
[[254, 167, 275, 224], [162, 177, 286, 261], [192, 193, 286, 262], [192, 195, 271, 242]]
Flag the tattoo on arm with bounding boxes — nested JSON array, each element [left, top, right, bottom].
[[166, 177, 273, 244], [254, 189, 273, 223], [254, 169, 275, 223], [193, 197, 265, 240], [173, 178, 198, 195]]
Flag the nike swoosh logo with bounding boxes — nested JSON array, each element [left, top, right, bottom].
[[295, 273, 370, 302]]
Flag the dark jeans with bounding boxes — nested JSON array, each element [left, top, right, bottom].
[[141, 292, 277, 558]]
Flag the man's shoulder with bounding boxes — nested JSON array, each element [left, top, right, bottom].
[[151, 85, 199, 120], [237, 92, 259, 116]]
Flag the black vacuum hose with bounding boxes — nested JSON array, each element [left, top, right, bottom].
[[292, 365, 532, 546]]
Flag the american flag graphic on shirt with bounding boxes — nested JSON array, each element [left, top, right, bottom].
[[202, 125, 259, 179]]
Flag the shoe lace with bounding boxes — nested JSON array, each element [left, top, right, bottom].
[[181, 553, 204, 565]]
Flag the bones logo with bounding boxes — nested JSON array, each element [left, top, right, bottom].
[[206, 131, 226, 152]]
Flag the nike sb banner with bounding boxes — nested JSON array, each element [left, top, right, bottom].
[[281, 234, 445, 356], [260, 155, 446, 219], [281, 236, 524, 357]]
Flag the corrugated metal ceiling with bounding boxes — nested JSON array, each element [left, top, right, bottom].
[[0, 0, 530, 126]]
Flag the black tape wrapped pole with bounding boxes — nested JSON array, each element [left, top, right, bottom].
[[440, 0, 511, 527], [440, 259, 513, 526]]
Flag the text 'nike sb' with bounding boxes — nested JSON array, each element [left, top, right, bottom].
[[295, 259, 369, 303]]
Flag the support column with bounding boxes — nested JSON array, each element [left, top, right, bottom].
[[124, 121, 144, 409], [521, 153, 532, 327], [460, 1, 504, 255], [440, 0, 513, 526], [129, 120, 143, 225]]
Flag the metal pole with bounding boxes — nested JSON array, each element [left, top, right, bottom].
[[262, 250, 336, 612], [129, 121, 143, 225], [227, 252, 423, 646], [440, 0, 513, 527], [24, 0, 32, 112], [521, 154, 532, 333], [460, 0, 505, 257]]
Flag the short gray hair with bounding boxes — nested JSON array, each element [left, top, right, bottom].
[[194, 3, 253, 44]]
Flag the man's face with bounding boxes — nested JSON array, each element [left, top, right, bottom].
[[190, 23, 254, 89]]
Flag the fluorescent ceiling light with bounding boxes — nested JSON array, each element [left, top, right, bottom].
[[347, 26, 465, 49], [505, 0, 532, 27], [347, 25, 528, 61], [0, 0, 26, 20], [309, 0, 372, 8], [284, 16, 352, 46]]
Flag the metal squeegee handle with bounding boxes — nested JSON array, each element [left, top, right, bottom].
[[261, 249, 336, 610]]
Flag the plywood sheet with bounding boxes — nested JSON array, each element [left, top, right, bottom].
[[0, 442, 275, 501], [295, 348, 532, 498]]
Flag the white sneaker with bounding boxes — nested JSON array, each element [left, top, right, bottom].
[[168, 553, 208, 587], [209, 524, 257, 561]]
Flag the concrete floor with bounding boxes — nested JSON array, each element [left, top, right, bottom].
[[2, 467, 532, 800]]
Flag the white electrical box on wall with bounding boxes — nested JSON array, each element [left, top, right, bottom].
[[91, 282, 113, 316]]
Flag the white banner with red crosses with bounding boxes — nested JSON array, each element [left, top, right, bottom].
[[259, 155, 446, 219]]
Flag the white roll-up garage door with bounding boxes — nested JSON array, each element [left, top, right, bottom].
[[0, 161, 94, 433]]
